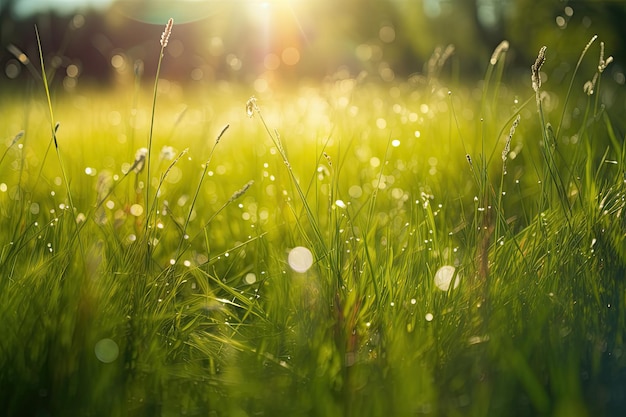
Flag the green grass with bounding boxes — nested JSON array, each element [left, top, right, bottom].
[[0, 34, 625, 417]]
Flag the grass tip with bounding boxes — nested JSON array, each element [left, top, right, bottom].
[[160, 18, 174, 48], [490, 40, 509, 66]]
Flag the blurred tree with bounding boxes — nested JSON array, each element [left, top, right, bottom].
[[0, 0, 624, 85], [389, 0, 494, 76], [0, 0, 18, 44], [506, 0, 625, 61]]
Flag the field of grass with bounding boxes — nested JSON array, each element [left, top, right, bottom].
[[0, 32, 625, 417]]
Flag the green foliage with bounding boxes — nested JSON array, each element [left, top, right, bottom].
[[0, 33, 625, 417]]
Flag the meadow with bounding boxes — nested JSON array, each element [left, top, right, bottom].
[[0, 28, 625, 417]]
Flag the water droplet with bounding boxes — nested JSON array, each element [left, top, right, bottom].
[[244, 272, 257, 284], [425, 313, 434, 322]]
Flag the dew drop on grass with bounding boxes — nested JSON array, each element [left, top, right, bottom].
[[425, 313, 434, 322], [244, 272, 257, 284], [95, 338, 119, 363], [288, 246, 313, 273], [434, 265, 459, 291], [0, 183, 6, 192]]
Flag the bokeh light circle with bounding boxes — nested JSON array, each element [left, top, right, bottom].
[[288, 246, 313, 273], [95, 338, 119, 363], [434, 265, 459, 291]]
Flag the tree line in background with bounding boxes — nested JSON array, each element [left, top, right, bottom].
[[0, 0, 624, 87]]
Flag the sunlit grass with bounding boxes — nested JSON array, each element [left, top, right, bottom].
[[0, 33, 625, 417]]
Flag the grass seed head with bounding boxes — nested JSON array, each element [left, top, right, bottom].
[[11, 130, 24, 146], [598, 42, 613, 74], [216, 124, 230, 144], [133, 147, 148, 173], [323, 152, 332, 167], [531, 46, 547, 93], [583, 39, 613, 96], [502, 115, 521, 172], [160, 18, 174, 48], [246, 96, 258, 118], [490, 40, 509, 66], [159, 146, 176, 161], [229, 180, 254, 202], [584, 73, 598, 96]]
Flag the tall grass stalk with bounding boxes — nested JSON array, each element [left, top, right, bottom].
[[35, 25, 85, 262], [174, 124, 229, 263], [532, 46, 572, 226], [555, 35, 598, 140], [145, 18, 173, 248]]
